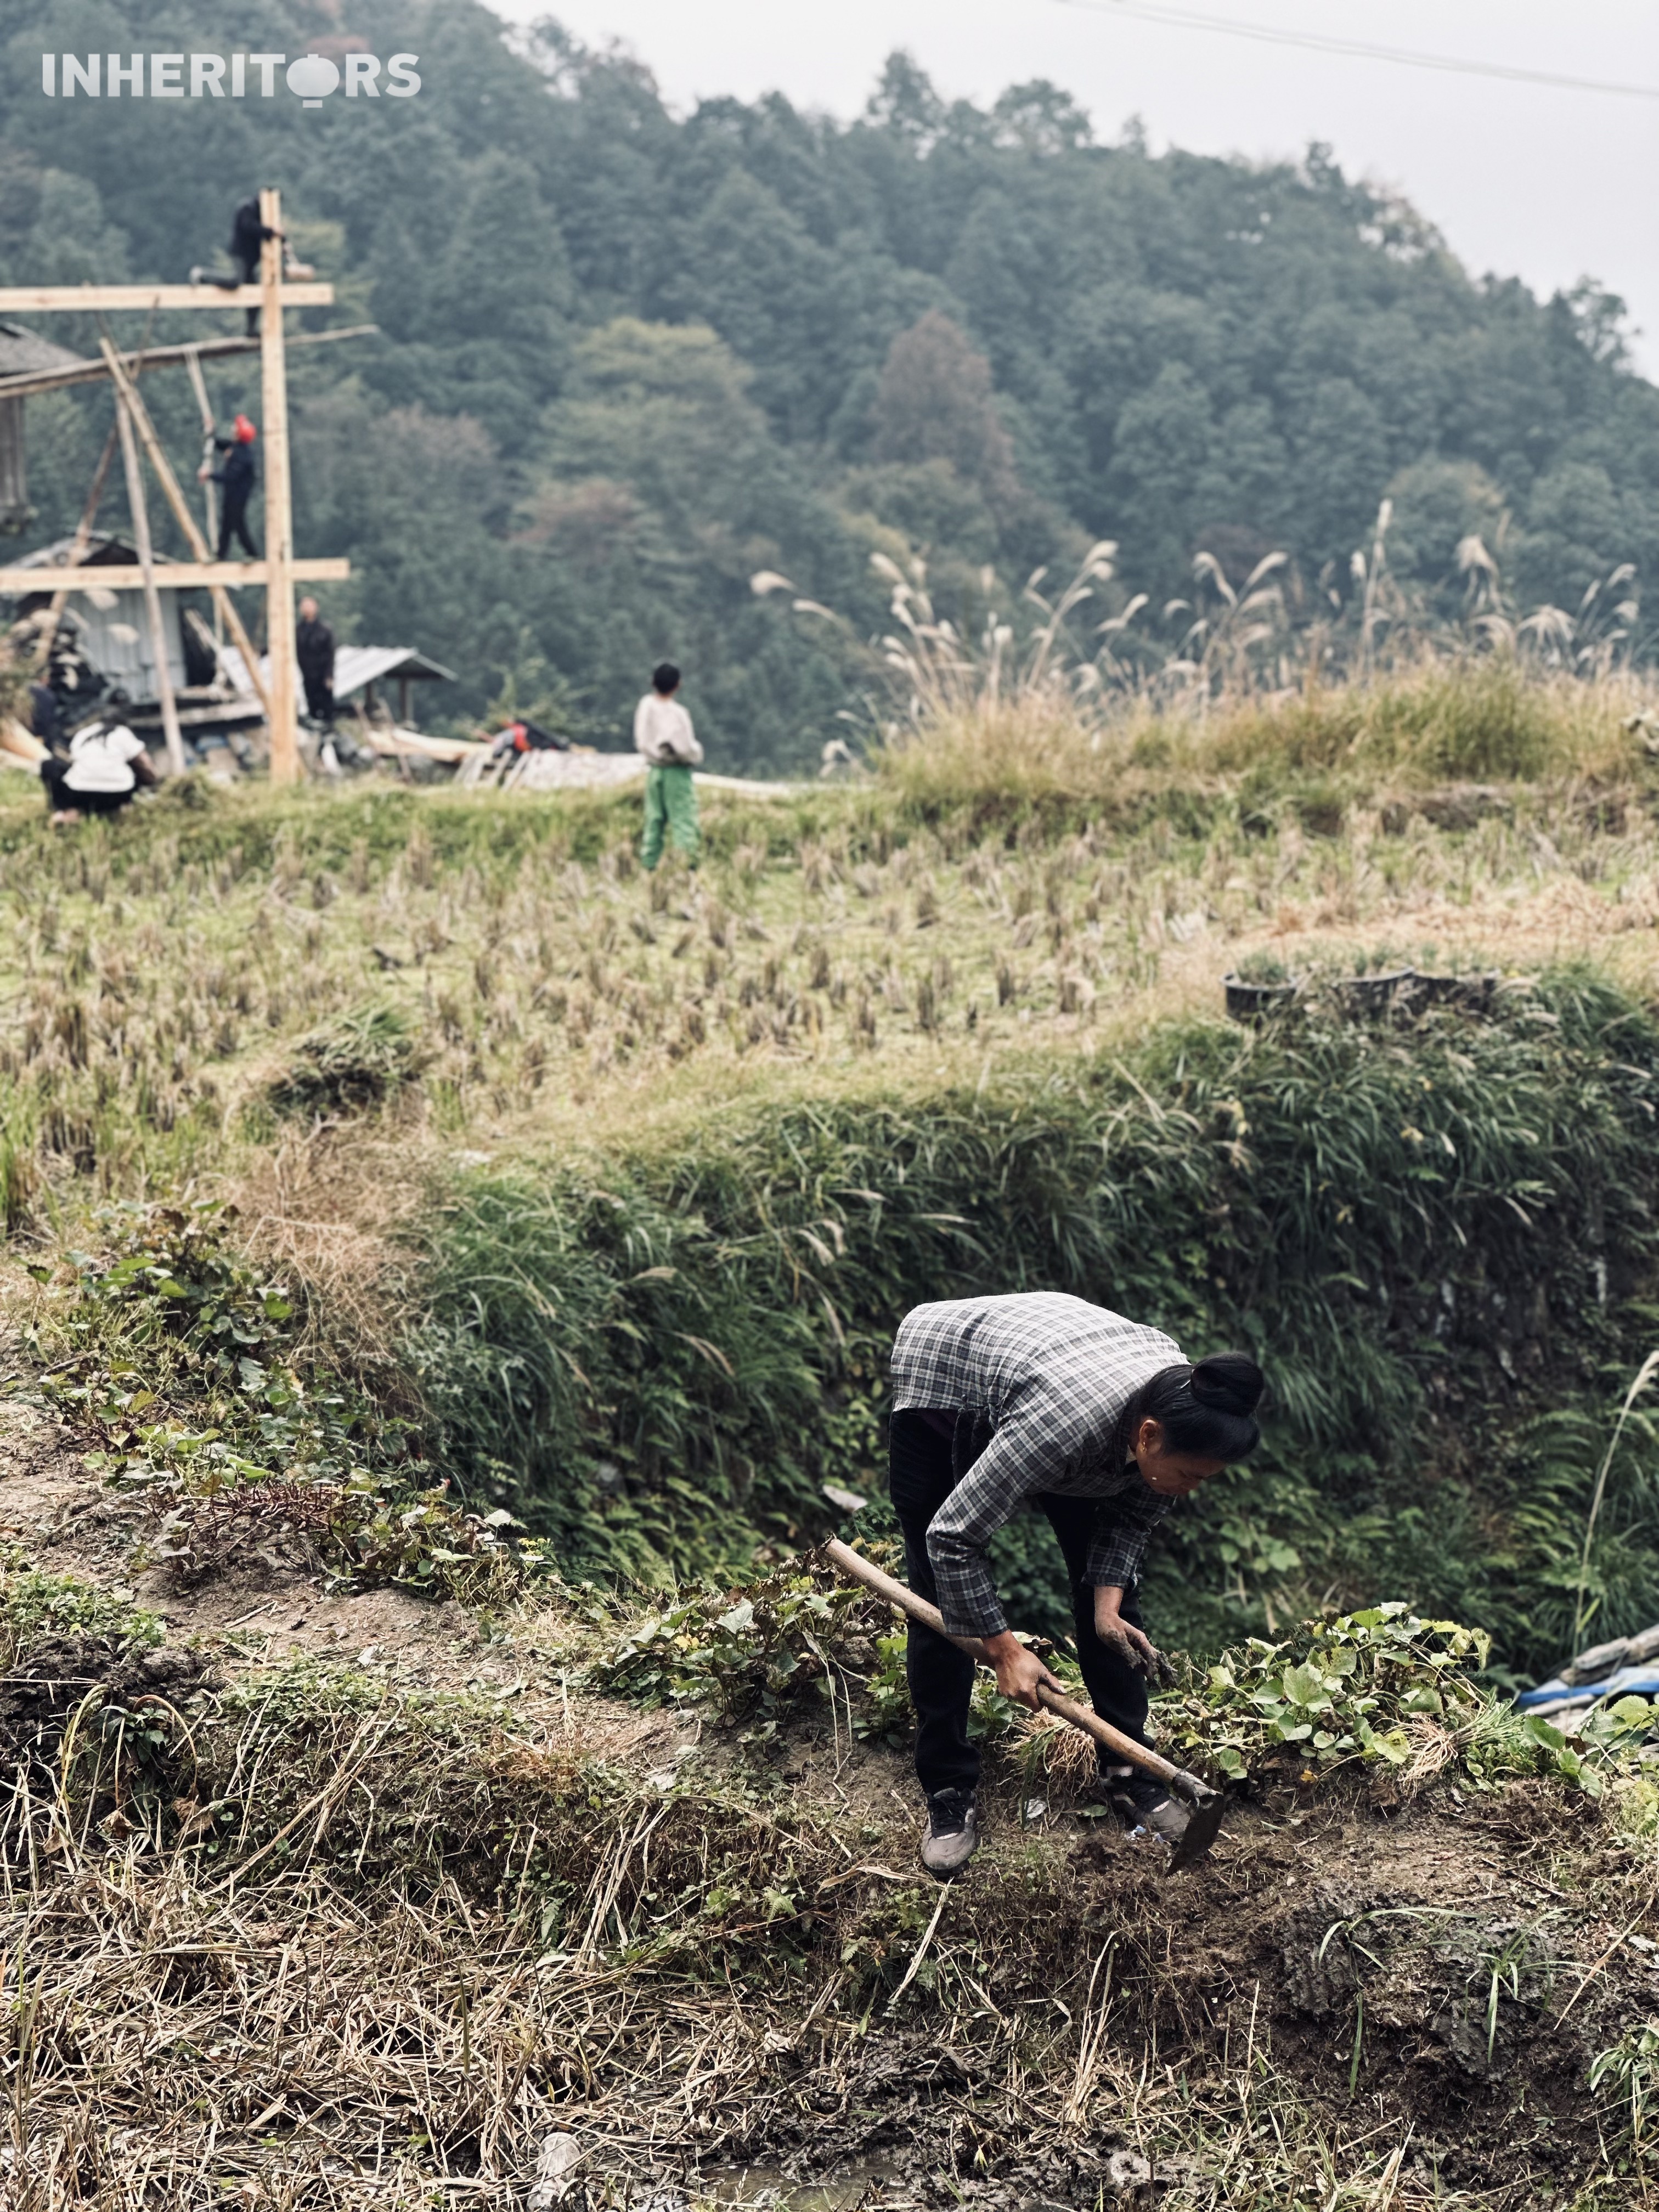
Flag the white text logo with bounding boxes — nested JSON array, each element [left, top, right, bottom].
[[40, 53, 421, 105]]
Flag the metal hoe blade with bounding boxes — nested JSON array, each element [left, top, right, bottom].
[[1166, 1788, 1227, 1874]]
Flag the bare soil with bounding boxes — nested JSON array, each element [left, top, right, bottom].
[[0, 1400, 1651, 2209]]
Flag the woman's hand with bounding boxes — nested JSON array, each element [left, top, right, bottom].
[[982, 1629, 1062, 1712], [1093, 1587, 1176, 1684]]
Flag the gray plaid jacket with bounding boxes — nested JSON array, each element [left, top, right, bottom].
[[890, 1293, 1184, 1638]]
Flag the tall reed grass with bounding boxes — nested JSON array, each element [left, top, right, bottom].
[[876, 658, 1658, 815]]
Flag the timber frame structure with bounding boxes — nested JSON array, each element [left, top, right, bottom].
[[0, 188, 349, 783]]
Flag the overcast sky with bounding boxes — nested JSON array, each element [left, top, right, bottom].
[[487, 0, 1659, 377]]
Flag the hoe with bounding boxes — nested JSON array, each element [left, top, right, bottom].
[[826, 1537, 1227, 1872]]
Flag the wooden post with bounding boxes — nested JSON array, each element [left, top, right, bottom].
[[259, 187, 299, 785], [113, 391, 185, 777], [98, 340, 272, 719], [182, 345, 218, 574], [33, 422, 118, 667]]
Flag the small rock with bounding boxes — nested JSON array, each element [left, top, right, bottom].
[[822, 1482, 866, 1514], [1566, 1637, 1629, 1685], [1023, 1797, 1049, 1823], [1106, 2151, 1153, 2191], [528, 2133, 583, 2208]]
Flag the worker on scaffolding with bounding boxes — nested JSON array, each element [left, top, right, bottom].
[[191, 196, 314, 333], [200, 415, 259, 561]]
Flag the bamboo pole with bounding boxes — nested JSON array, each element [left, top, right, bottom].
[[259, 187, 300, 785], [98, 339, 272, 719], [31, 422, 119, 668], [113, 391, 185, 776], [0, 325, 375, 405], [182, 346, 218, 567]]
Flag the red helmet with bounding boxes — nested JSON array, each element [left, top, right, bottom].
[[233, 414, 257, 442]]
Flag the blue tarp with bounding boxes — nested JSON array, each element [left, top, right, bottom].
[[1516, 1669, 1659, 1711]]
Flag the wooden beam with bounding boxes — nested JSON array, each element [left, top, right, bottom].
[[259, 189, 300, 786], [0, 326, 377, 404], [0, 560, 349, 593], [98, 338, 272, 722], [31, 424, 119, 663], [114, 391, 185, 777], [0, 284, 332, 313]]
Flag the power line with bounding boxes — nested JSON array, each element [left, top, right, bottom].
[[1050, 0, 1659, 101]]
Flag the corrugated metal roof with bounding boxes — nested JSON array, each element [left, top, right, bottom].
[[219, 644, 456, 698], [6, 534, 145, 573], [332, 645, 456, 693], [0, 322, 86, 377]]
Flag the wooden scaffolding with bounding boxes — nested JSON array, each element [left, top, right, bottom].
[[0, 189, 351, 783]]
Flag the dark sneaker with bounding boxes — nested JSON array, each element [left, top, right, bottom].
[[920, 1787, 980, 1878], [1101, 1764, 1190, 1844]]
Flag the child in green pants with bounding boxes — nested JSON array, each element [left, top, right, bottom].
[[633, 662, 703, 868]]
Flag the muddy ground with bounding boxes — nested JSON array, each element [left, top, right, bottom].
[[0, 1396, 1653, 2209]]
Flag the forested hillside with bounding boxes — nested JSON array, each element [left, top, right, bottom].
[[4, 0, 1658, 767]]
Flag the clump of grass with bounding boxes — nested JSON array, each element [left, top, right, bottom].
[[267, 1002, 423, 1117], [0, 1553, 164, 1663], [878, 660, 1656, 813], [1203, 657, 1646, 784]]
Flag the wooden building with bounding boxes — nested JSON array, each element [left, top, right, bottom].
[[5, 534, 194, 701]]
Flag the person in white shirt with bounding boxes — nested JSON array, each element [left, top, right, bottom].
[[40, 702, 158, 824], [633, 662, 703, 870]]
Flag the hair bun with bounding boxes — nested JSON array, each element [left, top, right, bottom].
[[1190, 1351, 1265, 1418]]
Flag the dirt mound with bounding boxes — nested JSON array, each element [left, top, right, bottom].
[[686, 1764, 1649, 2206], [0, 1634, 214, 1762]]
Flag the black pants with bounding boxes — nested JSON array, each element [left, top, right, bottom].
[[302, 673, 335, 726], [40, 760, 134, 816], [218, 492, 258, 560], [889, 1409, 1150, 1797]]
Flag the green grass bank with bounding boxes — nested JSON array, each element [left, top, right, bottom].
[[405, 967, 1659, 1679]]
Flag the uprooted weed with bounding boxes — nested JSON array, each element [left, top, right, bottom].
[[266, 1001, 426, 1120]]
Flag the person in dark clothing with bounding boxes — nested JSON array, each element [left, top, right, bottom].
[[190, 197, 314, 332], [296, 599, 336, 726], [201, 416, 259, 560], [27, 681, 58, 750], [887, 1293, 1265, 1877]]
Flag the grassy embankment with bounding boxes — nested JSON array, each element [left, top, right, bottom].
[[0, 661, 1656, 2202]]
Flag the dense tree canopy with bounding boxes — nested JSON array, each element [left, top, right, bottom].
[[3, 2, 1656, 767]]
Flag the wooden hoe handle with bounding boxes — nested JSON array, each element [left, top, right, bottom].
[[825, 1536, 1215, 1808]]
